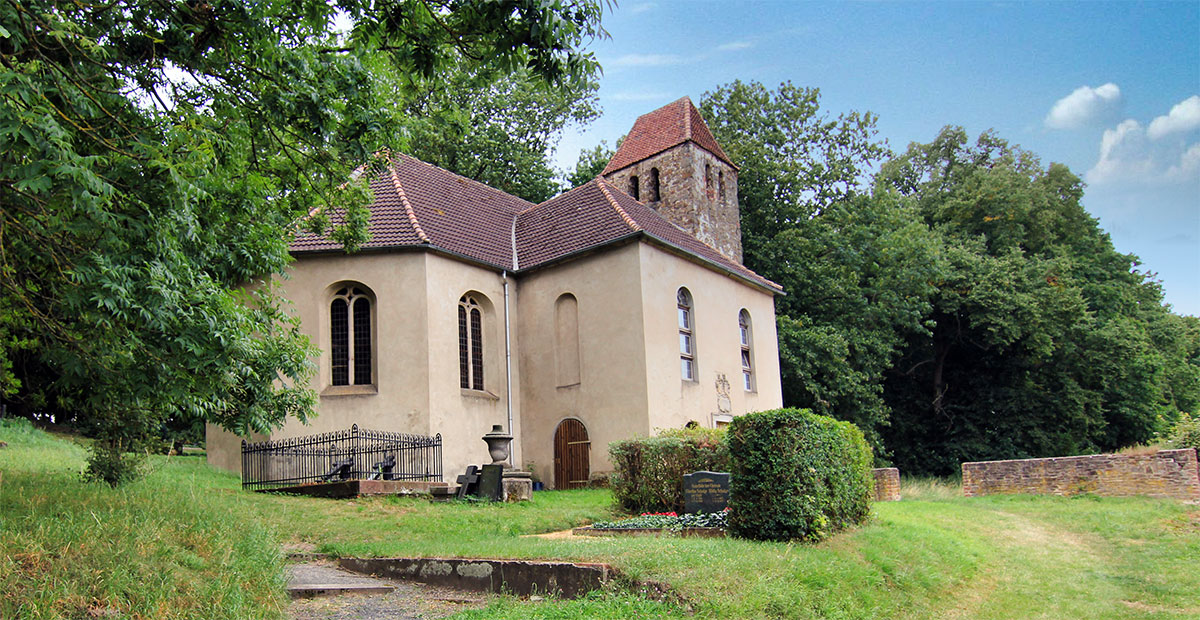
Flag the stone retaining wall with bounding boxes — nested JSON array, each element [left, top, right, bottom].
[[871, 468, 901, 501], [962, 449, 1199, 500]]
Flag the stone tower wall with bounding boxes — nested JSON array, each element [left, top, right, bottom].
[[604, 143, 742, 264]]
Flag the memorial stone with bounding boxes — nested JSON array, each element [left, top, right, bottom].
[[475, 464, 505, 501], [456, 465, 480, 499], [683, 471, 730, 514]]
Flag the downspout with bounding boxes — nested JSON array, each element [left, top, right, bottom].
[[502, 270, 514, 466]]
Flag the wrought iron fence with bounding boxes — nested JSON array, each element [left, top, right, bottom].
[[241, 425, 442, 491]]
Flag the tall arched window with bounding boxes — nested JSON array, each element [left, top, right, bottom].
[[459, 295, 484, 390], [629, 175, 640, 200], [705, 164, 713, 193], [718, 170, 726, 203], [649, 168, 661, 201], [678, 288, 696, 381], [739, 310, 754, 391], [331, 286, 372, 386]]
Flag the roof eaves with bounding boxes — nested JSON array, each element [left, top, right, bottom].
[[640, 235, 785, 296]]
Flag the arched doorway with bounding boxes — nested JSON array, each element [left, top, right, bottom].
[[553, 418, 590, 489]]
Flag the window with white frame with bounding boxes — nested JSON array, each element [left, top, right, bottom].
[[458, 295, 484, 390], [739, 309, 754, 391], [678, 288, 696, 381], [331, 286, 372, 386]]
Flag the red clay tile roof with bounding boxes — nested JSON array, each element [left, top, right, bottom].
[[291, 155, 780, 293], [292, 154, 533, 269], [602, 97, 737, 175]]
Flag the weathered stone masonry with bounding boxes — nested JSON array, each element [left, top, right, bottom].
[[962, 449, 1199, 500], [871, 467, 901, 501]]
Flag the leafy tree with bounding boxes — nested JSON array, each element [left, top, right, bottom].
[[700, 81, 937, 449], [877, 128, 1198, 474], [395, 63, 600, 202], [567, 140, 615, 188], [0, 0, 603, 483]]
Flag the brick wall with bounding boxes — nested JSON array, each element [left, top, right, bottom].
[[961, 449, 1200, 500], [871, 467, 901, 501]]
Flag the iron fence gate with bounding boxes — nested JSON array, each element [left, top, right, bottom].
[[241, 425, 442, 490]]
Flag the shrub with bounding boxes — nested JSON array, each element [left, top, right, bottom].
[[609, 426, 730, 513], [83, 438, 145, 487], [1166, 412, 1200, 452], [727, 408, 873, 542]]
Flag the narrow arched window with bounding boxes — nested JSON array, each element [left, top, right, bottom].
[[649, 168, 661, 201], [331, 286, 372, 386], [705, 164, 712, 192], [629, 175, 640, 200], [678, 288, 696, 381], [719, 170, 726, 203], [739, 310, 754, 391], [459, 295, 484, 390]]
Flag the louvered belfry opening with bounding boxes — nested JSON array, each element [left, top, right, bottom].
[[554, 418, 590, 489]]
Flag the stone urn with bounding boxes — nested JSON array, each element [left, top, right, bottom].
[[482, 424, 512, 466]]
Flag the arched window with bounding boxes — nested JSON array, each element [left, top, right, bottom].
[[678, 288, 696, 381], [739, 310, 754, 391], [649, 168, 661, 201], [459, 295, 484, 390], [331, 286, 372, 386], [705, 164, 712, 192], [718, 170, 726, 203], [629, 175, 640, 200]]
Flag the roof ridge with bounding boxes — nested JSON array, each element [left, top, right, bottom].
[[595, 177, 642, 232], [682, 98, 694, 142], [390, 157, 431, 244]]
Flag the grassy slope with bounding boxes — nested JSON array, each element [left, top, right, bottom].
[[2, 422, 1197, 619]]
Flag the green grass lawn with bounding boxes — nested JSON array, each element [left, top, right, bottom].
[[2, 420, 1198, 619]]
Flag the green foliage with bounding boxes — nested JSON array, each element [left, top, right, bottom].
[[726, 408, 873, 542], [566, 140, 616, 188], [700, 81, 936, 452], [1164, 412, 1200, 451], [608, 427, 730, 513], [877, 128, 1199, 474], [82, 438, 146, 487], [397, 63, 600, 202], [0, 0, 604, 480]]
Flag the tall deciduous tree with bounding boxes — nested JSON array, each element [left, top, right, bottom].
[[877, 128, 1200, 474], [700, 81, 939, 449], [395, 63, 600, 202], [0, 0, 604, 482]]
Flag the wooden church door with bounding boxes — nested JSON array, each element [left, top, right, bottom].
[[553, 419, 590, 489]]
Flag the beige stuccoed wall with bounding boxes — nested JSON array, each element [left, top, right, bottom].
[[206, 250, 519, 479], [207, 251, 434, 472], [637, 243, 782, 431], [422, 253, 521, 478], [515, 243, 650, 486]]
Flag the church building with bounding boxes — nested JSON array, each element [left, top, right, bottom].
[[207, 97, 784, 488]]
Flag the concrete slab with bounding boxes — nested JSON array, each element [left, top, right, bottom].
[[288, 562, 396, 599]]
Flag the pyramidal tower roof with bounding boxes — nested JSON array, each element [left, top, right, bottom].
[[602, 96, 737, 175]]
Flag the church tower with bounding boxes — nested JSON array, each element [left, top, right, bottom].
[[602, 97, 742, 264]]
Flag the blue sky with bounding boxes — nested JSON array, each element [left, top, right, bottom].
[[550, 1, 1200, 316]]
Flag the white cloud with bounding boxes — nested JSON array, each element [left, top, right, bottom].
[[1087, 117, 1200, 185], [1147, 95, 1200, 140], [629, 3, 656, 14], [717, 41, 752, 52], [1045, 83, 1122, 130], [607, 53, 685, 68]]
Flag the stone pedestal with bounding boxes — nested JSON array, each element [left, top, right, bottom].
[[502, 470, 533, 502]]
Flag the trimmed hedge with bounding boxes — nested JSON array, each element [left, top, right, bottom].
[[727, 408, 873, 542], [609, 427, 729, 513]]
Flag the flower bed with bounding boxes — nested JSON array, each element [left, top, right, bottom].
[[585, 509, 728, 532]]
